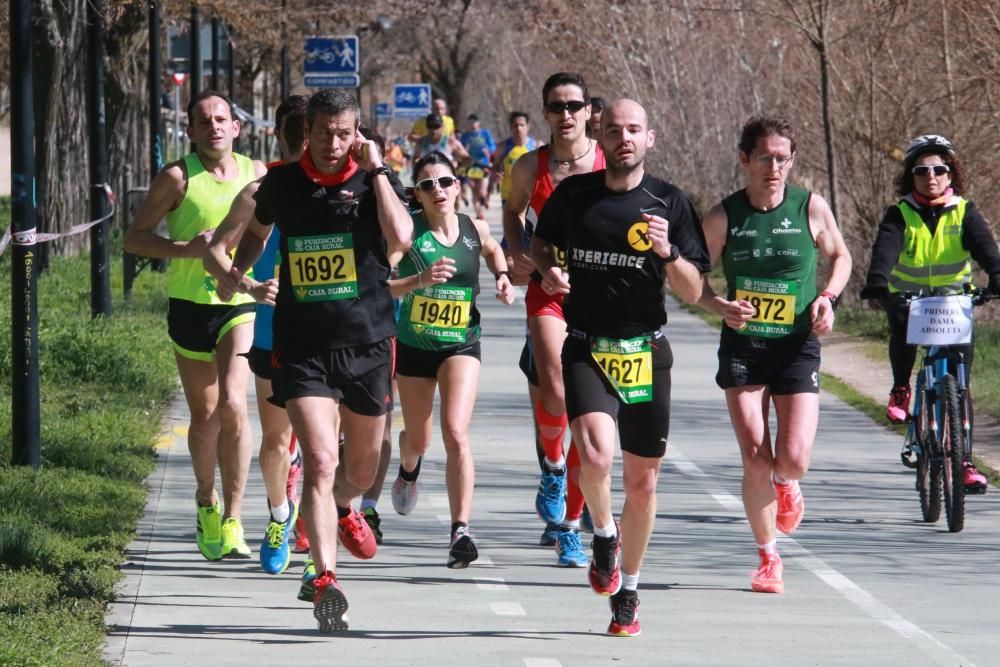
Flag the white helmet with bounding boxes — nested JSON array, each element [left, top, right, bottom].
[[905, 134, 955, 162]]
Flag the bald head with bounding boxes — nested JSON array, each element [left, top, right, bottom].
[[601, 98, 654, 172]]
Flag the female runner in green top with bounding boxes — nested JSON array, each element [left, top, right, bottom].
[[389, 151, 516, 568]]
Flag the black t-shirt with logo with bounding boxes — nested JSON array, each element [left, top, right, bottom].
[[535, 171, 710, 338], [254, 162, 407, 353]]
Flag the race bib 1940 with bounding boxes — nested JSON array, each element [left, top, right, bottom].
[[590, 335, 653, 404], [734, 275, 797, 338], [287, 233, 357, 302], [410, 285, 472, 343]]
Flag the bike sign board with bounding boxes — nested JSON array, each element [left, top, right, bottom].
[[375, 102, 392, 121], [393, 84, 432, 118], [906, 295, 973, 346], [304, 36, 359, 88]]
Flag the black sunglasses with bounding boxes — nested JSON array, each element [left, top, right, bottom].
[[544, 100, 588, 115], [912, 164, 950, 177], [415, 176, 458, 192]]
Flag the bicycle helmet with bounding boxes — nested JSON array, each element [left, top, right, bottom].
[[904, 134, 955, 162]]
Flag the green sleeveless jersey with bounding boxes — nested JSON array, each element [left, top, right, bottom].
[[397, 213, 482, 350], [721, 185, 817, 338], [165, 152, 257, 304]]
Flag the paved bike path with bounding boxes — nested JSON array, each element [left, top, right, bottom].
[[106, 200, 1000, 666]]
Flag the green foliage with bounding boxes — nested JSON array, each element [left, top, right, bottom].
[[0, 250, 174, 665]]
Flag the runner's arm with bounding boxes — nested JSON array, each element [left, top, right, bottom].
[[696, 203, 755, 329], [204, 180, 262, 300], [123, 163, 194, 259], [472, 217, 515, 304], [810, 193, 852, 334], [501, 153, 537, 278]]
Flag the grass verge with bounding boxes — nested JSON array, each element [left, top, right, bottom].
[[0, 241, 174, 666]]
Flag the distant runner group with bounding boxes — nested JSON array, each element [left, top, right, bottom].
[[124, 67, 998, 637]]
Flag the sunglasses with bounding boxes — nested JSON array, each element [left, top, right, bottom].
[[912, 164, 950, 177], [415, 176, 458, 192], [753, 154, 793, 168], [544, 100, 588, 115]]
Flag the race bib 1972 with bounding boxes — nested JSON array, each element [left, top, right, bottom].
[[734, 275, 797, 338], [287, 233, 357, 302]]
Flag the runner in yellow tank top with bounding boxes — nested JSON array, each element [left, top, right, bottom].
[[125, 90, 267, 564]]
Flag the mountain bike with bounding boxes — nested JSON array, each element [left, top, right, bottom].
[[897, 287, 993, 533]]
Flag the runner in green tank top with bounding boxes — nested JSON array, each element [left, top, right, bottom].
[[388, 151, 515, 569], [125, 90, 267, 564], [697, 116, 851, 596]]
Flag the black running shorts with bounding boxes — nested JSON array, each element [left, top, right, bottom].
[[562, 330, 673, 459], [395, 340, 482, 379], [271, 337, 395, 416], [167, 298, 255, 362], [715, 330, 821, 395]]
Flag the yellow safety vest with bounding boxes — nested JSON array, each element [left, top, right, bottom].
[[889, 195, 971, 294]]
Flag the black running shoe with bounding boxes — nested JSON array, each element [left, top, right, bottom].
[[447, 526, 479, 569]]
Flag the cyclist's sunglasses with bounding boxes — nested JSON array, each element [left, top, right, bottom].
[[415, 176, 458, 192], [544, 100, 588, 114], [911, 164, 950, 177]]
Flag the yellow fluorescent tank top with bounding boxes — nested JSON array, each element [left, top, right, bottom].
[[165, 152, 257, 304]]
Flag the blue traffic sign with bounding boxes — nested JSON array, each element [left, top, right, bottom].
[[393, 84, 432, 118], [304, 36, 359, 88], [375, 102, 392, 120]]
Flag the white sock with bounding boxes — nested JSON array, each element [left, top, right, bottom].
[[270, 499, 290, 523], [360, 499, 377, 512], [544, 457, 566, 471], [561, 518, 580, 531], [756, 540, 778, 555], [622, 571, 640, 591], [594, 522, 617, 539]]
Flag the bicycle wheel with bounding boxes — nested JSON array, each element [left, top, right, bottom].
[[940, 373, 966, 533], [914, 391, 941, 523]]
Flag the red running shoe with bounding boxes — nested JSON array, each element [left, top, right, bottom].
[[338, 509, 377, 560], [774, 479, 805, 535], [313, 571, 349, 632], [964, 462, 988, 495], [607, 588, 641, 636], [588, 526, 622, 596], [292, 515, 310, 553], [751, 550, 784, 594]]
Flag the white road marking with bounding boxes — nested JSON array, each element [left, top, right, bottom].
[[490, 601, 526, 616], [475, 577, 509, 591], [523, 659, 562, 667], [429, 494, 450, 508], [667, 448, 977, 667], [435, 514, 452, 524]]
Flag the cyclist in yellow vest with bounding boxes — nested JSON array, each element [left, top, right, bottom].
[[862, 134, 1000, 492], [125, 90, 267, 562]]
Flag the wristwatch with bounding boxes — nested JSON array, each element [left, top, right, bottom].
[[370, 165, 391, 178], [820, 290, 840, 311], [662, 244, 680, 264], [494, 270, 511, 281]]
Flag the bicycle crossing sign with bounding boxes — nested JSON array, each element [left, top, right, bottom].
[[304, 36, 359, 88], [393, 84, 432, 118]]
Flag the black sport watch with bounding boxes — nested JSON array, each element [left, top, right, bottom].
[[662, 244, 680, 264], [370, 165, 391, 178]]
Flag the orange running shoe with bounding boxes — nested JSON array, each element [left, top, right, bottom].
[[338, 508, 377, 560], [751, 550, 784, 594], [774, 479, 805, 534]]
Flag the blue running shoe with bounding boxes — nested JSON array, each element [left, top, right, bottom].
[[539, 521, 560, 546], [260, 499, 298, 575], [556, 528, 589, 567], [535, 467, 567, 525], [298, 559, 317, 602]]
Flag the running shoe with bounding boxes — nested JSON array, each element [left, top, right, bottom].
[[607, 588, 641, 637], [292, 516, 311, 553], [555, 528, 589, 568], [391, 475, 419, 516], [535, 466, 567, 525], [298, 559, 317, 602], [751, 550, 784, 594], [964, 462, 988, 495], [538, 521, 560, 547], [447, 525, 479, 569], [195, 501, 222, 561], [580, 505, 594, 533], [363, 506, 384, 545], [260, 499, 298, 575], [220, 517, 252, 559], [886, 385, 911, 423], [338, 508, 377, 560], [313, 571, 350, 633], [900, 441, 921, 469], [589, 528, 622, 596], [774, 479, 805, 535]]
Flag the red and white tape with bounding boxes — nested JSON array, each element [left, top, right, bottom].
[[0, 183, 116, 257]]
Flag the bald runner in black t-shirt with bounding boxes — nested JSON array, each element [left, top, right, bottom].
[[531, 98, 708, 637]]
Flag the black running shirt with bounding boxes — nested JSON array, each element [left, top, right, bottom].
[[535, 171, 709, 338]]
